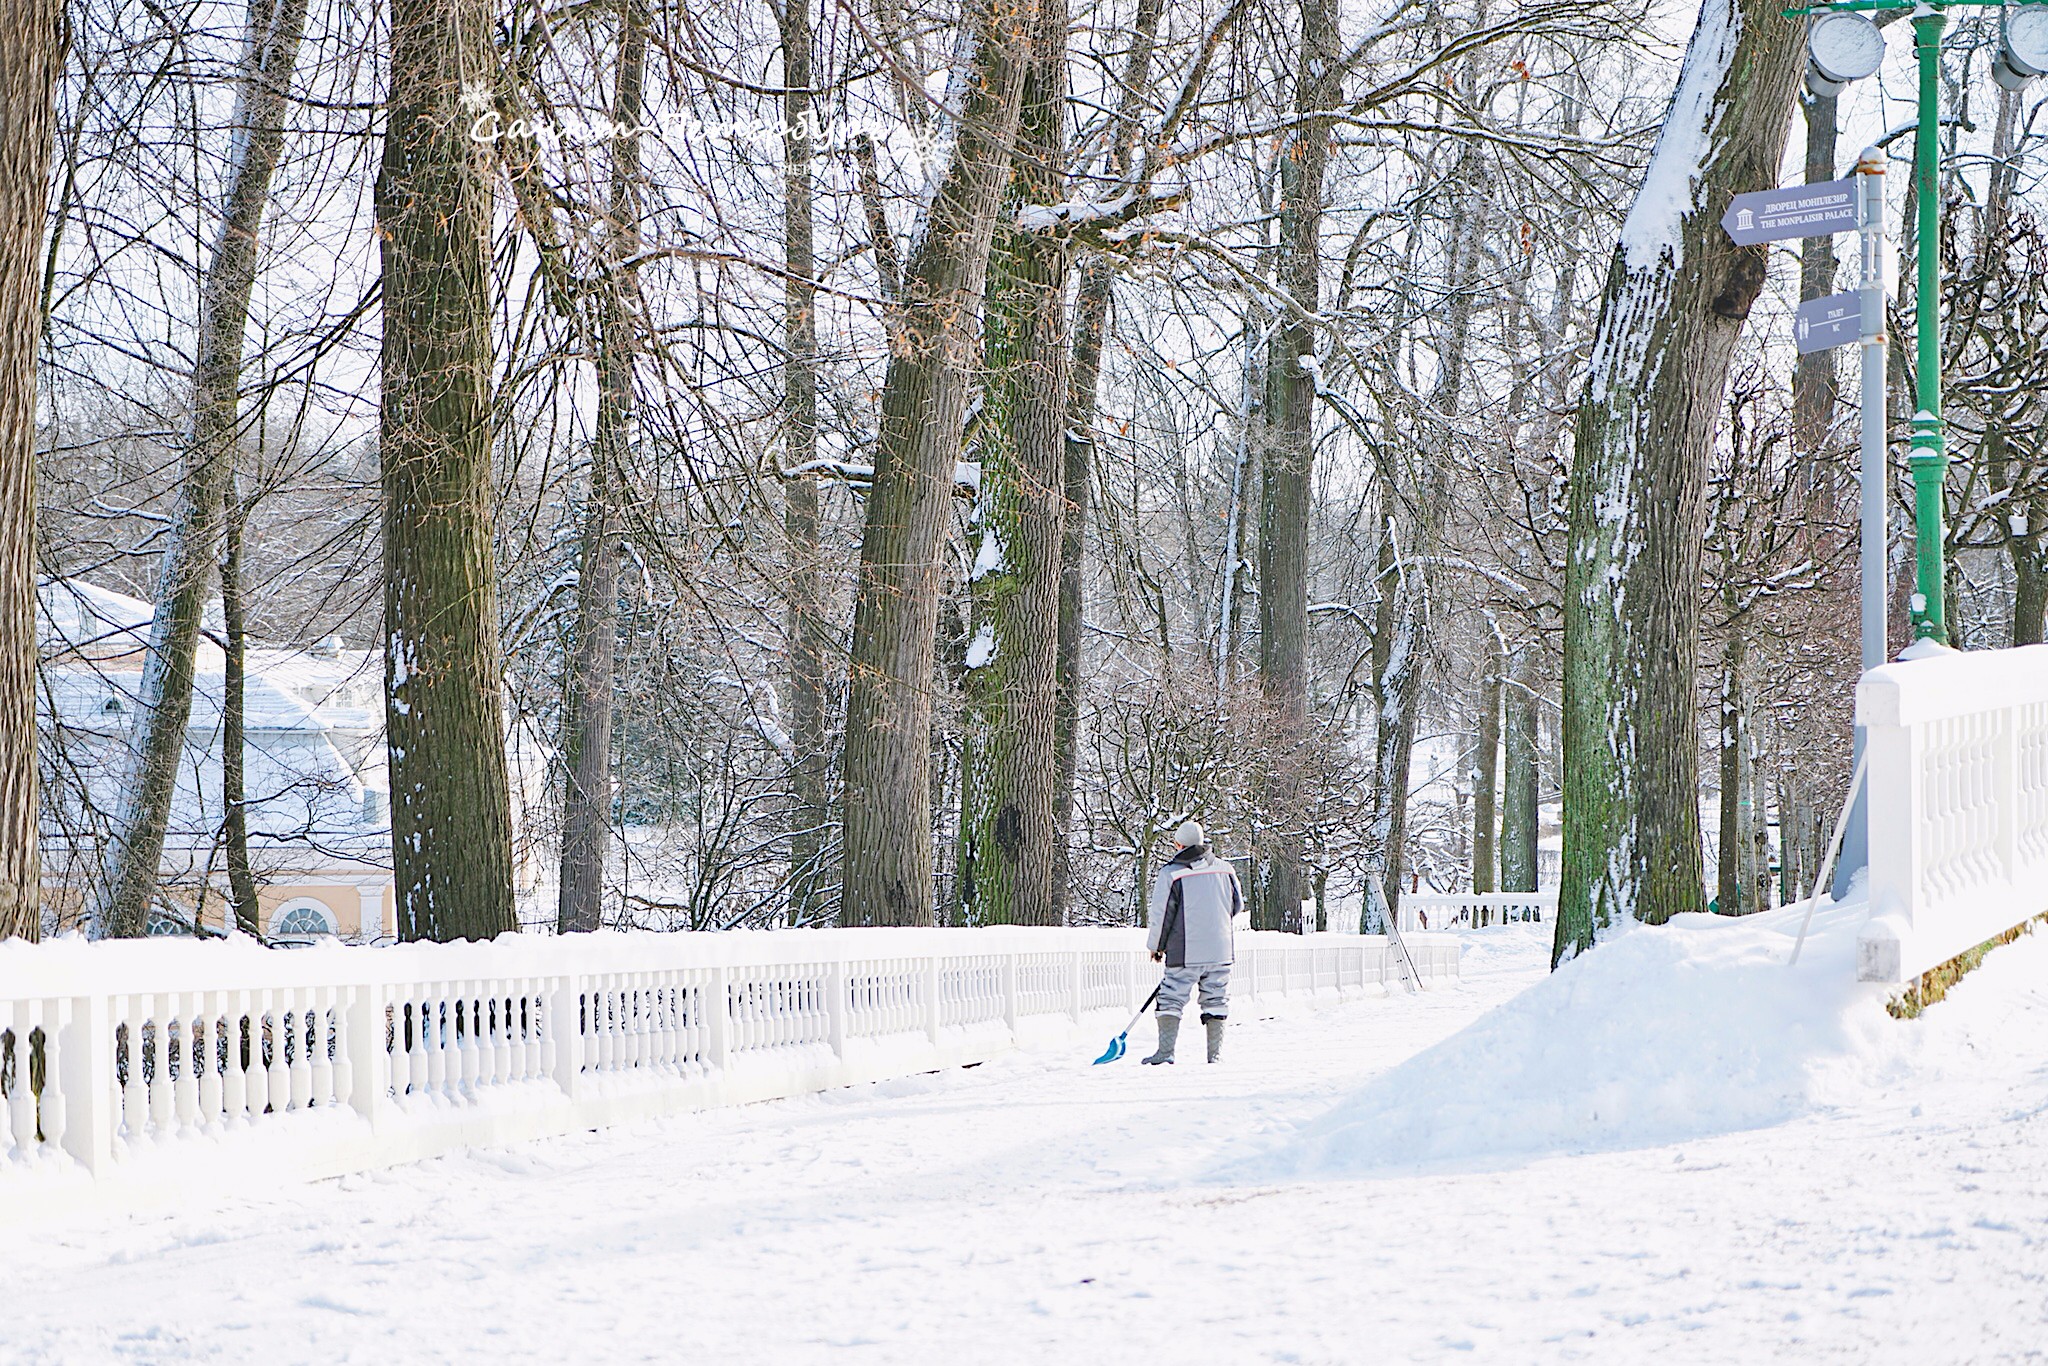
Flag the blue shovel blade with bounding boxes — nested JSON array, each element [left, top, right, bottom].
[[1092, 1031, 1128, 1065]]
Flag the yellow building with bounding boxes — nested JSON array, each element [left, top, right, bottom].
[[37, 579, 549, 941]]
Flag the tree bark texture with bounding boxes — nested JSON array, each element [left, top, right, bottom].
[[1471, 640, 1501, 894], [778, 0, 832, 926], [378, 0, 516, 942], [958, 0, 1068, 927], [1254, 0, 1337, 933], [840, 0, 1031, 926], [0, 0, 56, 942], [97, 0, 310, 937], [558, 4, 645, 934], [1499, 649, 1539, 894], [220, 479, 260, 935], [1792, 89, 1838, 460], [1557, 0, 1802, 965], [1715, 629, 1748, 915]]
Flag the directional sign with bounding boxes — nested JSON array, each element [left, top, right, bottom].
[[1722, 178, 1860, 246], [1795, 291, 1861, 355]]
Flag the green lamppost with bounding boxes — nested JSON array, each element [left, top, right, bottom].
[[1796, 1, 2048, 643]]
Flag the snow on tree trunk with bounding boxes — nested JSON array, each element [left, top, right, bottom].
[[1557, 0, 1802, 965], [378, 0, 515, 942], [1254, 0, 1336, 934], [97, 0, 311, 937], [958, 0, 1068, 927], [0, 0, 56, 942], [839, 0, 1030, 927], [558, 4, 645, 935]]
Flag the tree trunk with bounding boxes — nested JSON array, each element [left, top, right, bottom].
[[1254, 0, 1337, 933], [1715, 630, 1746, 915], [1499, 648, 1539, 894], [220, 477, 260, 935], [378, 0, 515, 942], [558, 3, 646, 934], [958, 0, 1068, 926], [839, 0, 1031, 927], [1471, 638, 1501, 894], [0, 0, 56, 942], [778, 0, 832, 926], [1748, 713, 1771, 912], [1059, 0, 1162, 916], [97, 0, 311, 937], [1792, 88, 1838, 460], [1557, 0, 1802, 965]]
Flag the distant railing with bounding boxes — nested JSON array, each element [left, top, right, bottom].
[[1857, 643, 2048, 982], [1402, 891, 1555, 932], [0, 925, 1458, 1214]]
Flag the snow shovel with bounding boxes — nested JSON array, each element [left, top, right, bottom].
[[1092, 984, 1164, 1064]]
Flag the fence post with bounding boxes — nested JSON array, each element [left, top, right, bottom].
[[827, 957, 848, 1059], [345, 982, 389, 1129], [549, 978, 583, 1101], [926, 956, 944, 1043], [1001, 953, 1018, 1036], [1068, 950, 1083, 1023], [707, 965, 731, 1072], [58, 994, 112, 1174]]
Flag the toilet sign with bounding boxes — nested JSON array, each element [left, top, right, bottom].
[[1795, 291, 1862, 354], [1722, 178, 1861, 246]]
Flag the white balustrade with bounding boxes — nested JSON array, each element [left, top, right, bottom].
[[1858, 643, 2048, 982], [0, 925, 1457, 1210]]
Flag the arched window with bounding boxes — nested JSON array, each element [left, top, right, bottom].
[[143, 907, 189, 936], [272, 899, 337, 937]]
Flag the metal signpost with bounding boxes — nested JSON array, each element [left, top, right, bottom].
[[1719, 147, 1888, 892], [1775, 1, 2048, 893], [1785, 0, 2048, 644]]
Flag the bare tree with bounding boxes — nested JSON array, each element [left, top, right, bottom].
[[378, 0, 515, 941], [958, 0, 1070, 926], [95, 0, 312, 937], [840, 0, 1031, 926], [1557, 0, 1803, 963], [558, 2, 647, 933]]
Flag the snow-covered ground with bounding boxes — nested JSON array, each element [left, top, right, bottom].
[[7, 911, 2048, 1363]]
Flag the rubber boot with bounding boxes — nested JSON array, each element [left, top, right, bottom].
[[1203, 1014, 1225, 1063], [1141, 1013, 1179, 1065]]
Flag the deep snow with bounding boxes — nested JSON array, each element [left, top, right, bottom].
[[6, 912, 2048, 1363]]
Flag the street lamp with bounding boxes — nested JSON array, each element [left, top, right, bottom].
[[1792, 0, 2048, 643], [1807, 11, 1886, 94], [1995, 5, 2048, 87]]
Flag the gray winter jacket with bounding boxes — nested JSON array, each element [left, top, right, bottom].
[[1145, 844, 1240, 968]]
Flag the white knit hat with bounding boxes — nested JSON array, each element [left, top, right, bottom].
[[1174, 819, 1206, 848]]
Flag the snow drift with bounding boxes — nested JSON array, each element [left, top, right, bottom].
[[1242, 900, 1904, 1179]]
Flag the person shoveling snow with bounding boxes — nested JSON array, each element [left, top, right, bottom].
[[1141, 820, 1242, 1065]]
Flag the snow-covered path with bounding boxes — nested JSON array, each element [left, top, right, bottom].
[[7, 922, 2048, 1364]]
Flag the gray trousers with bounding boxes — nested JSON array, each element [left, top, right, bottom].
[[1157, 963, 1231, 1020]]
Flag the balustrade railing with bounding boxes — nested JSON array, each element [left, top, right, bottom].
[[1858, 643, 2048, 982], [0, 925, 1456, 1208]]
